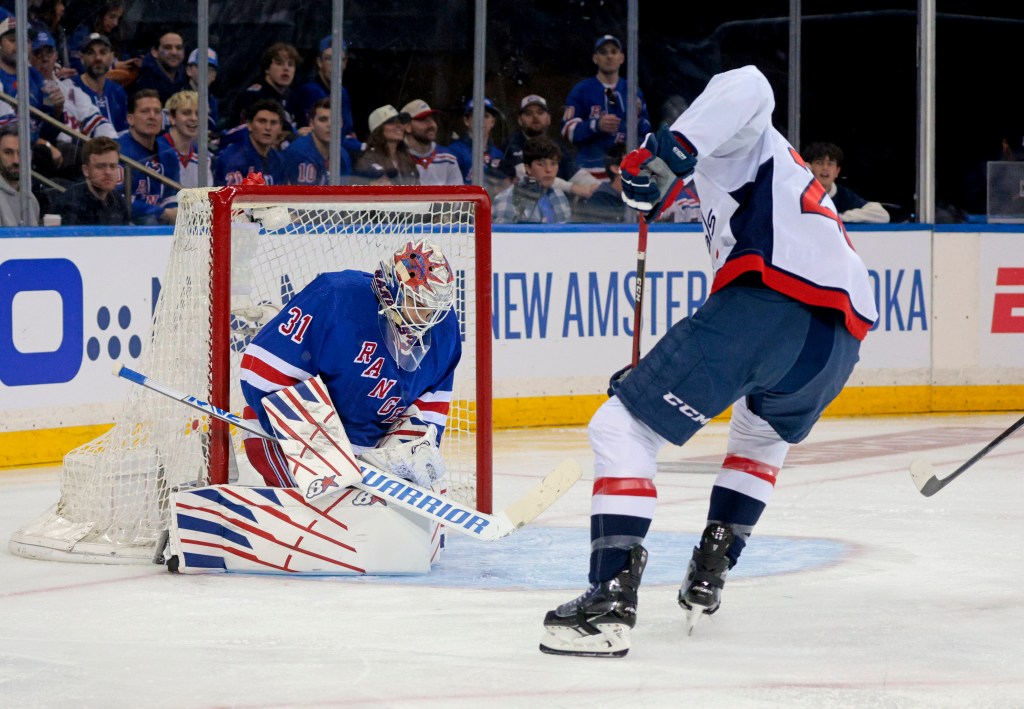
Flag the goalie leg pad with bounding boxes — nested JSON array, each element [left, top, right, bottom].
[[167, 484, 440, 574]]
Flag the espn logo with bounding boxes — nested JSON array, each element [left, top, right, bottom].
[[992, 267, 1024, 333]]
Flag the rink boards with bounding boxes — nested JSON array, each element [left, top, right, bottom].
[[2, 223, 1023, 466]]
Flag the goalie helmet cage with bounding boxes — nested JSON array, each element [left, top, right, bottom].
[[10, 185, 493, 564]]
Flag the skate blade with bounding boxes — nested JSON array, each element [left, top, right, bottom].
[[684, 605, 705, 636], [539, 623, 630, 658], [681, 599, 718, 636]]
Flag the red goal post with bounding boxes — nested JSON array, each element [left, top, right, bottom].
[[9, 184, 492, 564], [207, 185, 494, 507]]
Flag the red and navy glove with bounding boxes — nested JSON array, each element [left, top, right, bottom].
[[620, 127, 697, 221]]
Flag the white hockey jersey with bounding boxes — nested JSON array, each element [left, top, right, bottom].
[[674, 65, 878, 340], [54, 77, 118, 143]]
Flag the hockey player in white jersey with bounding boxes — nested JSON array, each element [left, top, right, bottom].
[[540, 65, 878, 657]]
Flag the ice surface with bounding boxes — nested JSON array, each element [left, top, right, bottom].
[[2, 414, 1022, 708]]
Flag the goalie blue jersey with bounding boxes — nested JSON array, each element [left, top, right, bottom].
[[240, 270, 461, 450]]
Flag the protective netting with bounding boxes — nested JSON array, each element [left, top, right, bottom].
[[10, 187, 486, 563]]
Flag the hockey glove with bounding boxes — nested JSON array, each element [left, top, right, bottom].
[[359, 424, 446, 489], [620, 126, 697, 221]]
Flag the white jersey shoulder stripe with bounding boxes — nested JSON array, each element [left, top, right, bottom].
[[416, 390, 453, 404], [242, 343, 314, 381]]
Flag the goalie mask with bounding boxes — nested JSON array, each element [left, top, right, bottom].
[[372, 240, 455, 371]]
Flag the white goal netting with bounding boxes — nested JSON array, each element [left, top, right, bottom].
[[11, 186, 491, 563]]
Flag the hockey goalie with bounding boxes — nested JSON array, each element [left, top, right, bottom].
[[167, 238, 461, 575]]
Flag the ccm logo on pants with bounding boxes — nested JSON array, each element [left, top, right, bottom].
[[663, 392, 711, 425]]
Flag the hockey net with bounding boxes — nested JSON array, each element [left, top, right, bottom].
[[10, 185, 493, 564]]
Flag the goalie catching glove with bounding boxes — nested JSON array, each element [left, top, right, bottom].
[[620, 126, 698, 221], [358, 424, 446, 489]]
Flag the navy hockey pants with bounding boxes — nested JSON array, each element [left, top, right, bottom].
[[613, 284, 861, 446]]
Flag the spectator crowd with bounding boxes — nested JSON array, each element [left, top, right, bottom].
[[0, 3, 894, 227]]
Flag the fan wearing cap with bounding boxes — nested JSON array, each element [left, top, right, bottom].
[[503, 93, 600, 200], [561, 34, 651, 181], [0, 10, 56, 136], [182, 47, 221, 137], [72, 32, 128, 133], [30, 28, 118, 154], [354, 105, 418, 185], [26, 0, 71, 73], [239, 239, 462, 492], [292, 36, 361, 160], [401, 99, 462, 186], [444, 96, 507, 194]]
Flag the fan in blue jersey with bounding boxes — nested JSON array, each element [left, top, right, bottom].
[[282, 97, 351, 185], [239, 239, 460, 491], [0, 10, 57, 140], [560, 35, 651, 181], [214, 99, 286, 186], [117, 89, 180, 224], [540, 66, 878, 657], [72, 33, 129, 134]]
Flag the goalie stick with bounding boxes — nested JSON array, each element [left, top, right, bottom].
[[113, 364, 581, 540], [909, 413, 1024, 496]]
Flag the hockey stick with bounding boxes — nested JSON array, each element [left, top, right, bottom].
[[909, 414, 1024, 496], [113, 364, 581, 540], [631, 218, 649, 367]]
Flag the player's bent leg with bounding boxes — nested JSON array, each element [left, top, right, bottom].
[[679, 397, 790, 632], [540, 544, 648, 658], [587, 396, 665, 583], [540, 397, 664, 657], [241, 406, 294, 487]]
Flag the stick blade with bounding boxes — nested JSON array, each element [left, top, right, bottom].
[[909, 459, 942, 497], [498, 459, 582, 534]]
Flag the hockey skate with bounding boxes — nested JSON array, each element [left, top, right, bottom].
[[539, 545, 647, 658], [678, 523, 735, 636]]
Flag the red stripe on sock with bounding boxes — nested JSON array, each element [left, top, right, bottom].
[[722, 454, 779, 485], [592, 477, 657, 497]]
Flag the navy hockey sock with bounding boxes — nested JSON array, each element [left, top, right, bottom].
[[589, 513, 652, 583], [706, 484, 766, 567], [588, 476, 657, 583]]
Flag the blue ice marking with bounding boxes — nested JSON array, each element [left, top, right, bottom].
[[342, 526, 850, 590]]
